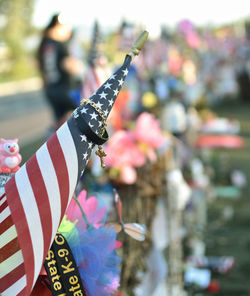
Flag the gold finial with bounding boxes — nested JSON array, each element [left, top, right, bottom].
[[130, 30, 149, 57], [95, 145, 107, 168]]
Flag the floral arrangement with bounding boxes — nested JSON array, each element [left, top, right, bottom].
[[58, 190, 121, 296], [104, 112, 166, 184]]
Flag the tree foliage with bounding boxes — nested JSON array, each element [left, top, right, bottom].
[[0, 0, 37, 78]]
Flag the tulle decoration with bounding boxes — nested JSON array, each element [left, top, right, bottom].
[[58, 190, 121, 296], [61, 226, 121, 296], [59, 217, 80, 244]]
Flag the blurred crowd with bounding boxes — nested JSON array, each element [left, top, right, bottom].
[[37, 14, 250, 131]]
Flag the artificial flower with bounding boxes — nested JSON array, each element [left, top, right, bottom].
[[58, 190, 121, 296], [134, 112, 165, 149], [66, 189, 106, 230], [104, 113, 166, 184], [104, 130, 146, 183]]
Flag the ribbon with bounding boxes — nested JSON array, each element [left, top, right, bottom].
[[44, 233, 87, 296]]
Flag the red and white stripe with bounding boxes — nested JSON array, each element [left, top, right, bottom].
[[2, 121, 78, 295], [0, 193, 26, 296]]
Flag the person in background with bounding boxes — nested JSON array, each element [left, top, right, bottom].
[[37, 13, 84, 128]]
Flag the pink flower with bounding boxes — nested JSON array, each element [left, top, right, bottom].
[[104, 130, 146, 184], [105, 130, 146, 168], [66, 190, 106, 230], [104, 114, 166, 184], [186, 33, 200, 48], [134, 112, 165, 149], [120, 165, 137, 184]]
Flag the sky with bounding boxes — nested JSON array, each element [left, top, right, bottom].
[[33, 0, 250, 38]]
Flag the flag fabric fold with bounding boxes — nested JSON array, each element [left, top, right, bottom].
[[0, 54, 132, 296]]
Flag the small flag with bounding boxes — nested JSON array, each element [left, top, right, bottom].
[[1, 50, 131, 296], [0, 31, 148, 296]]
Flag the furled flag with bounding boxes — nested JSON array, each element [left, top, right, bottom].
[[87, 20, 103, 66], [0, 31, 149, 296], [82, 20, 111, 99]]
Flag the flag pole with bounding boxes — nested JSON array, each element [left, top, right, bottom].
[[93, 30, 148, 168], [129, 30, 149, 59]]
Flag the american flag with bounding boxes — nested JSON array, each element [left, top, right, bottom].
[[0, 54, 132, 295], [78, 54, 131, 134]]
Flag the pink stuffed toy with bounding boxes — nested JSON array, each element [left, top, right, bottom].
[[0, 138, 22, 173]]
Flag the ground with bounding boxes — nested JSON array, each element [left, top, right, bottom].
[[205, 100, 250, 295]]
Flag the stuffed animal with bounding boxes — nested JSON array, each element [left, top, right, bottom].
[[0, 138, 22, 173]]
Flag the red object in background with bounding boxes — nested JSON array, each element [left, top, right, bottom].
[[196, 134, 244, 149], [111, 90, 131, 130], [206, 280, 220, 293]]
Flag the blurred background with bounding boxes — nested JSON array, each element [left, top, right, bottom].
[[1, 0, 250, 295], [0, 0, 249, 145]]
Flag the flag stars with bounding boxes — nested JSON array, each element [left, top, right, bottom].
[[98, 120, 103, 127], [110, 74, 116, 80], [73, 110, 79, 118], [104, 109, 109, 117], [99, 91, 108, 99], [80, 135, 87, 142], [88, 141, 93, 149], [122, 68, 129, 76], [90, 112, 98, 120], [80, 107, 88, 114], [118, 78, 124, 86], [89, 123, 94, 128], [95, 101, 103, 109], [83, 152, 88, 160], [113, 88, 119, 96], [104, 82, 112, 89], [109, 98, 114, 106]]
